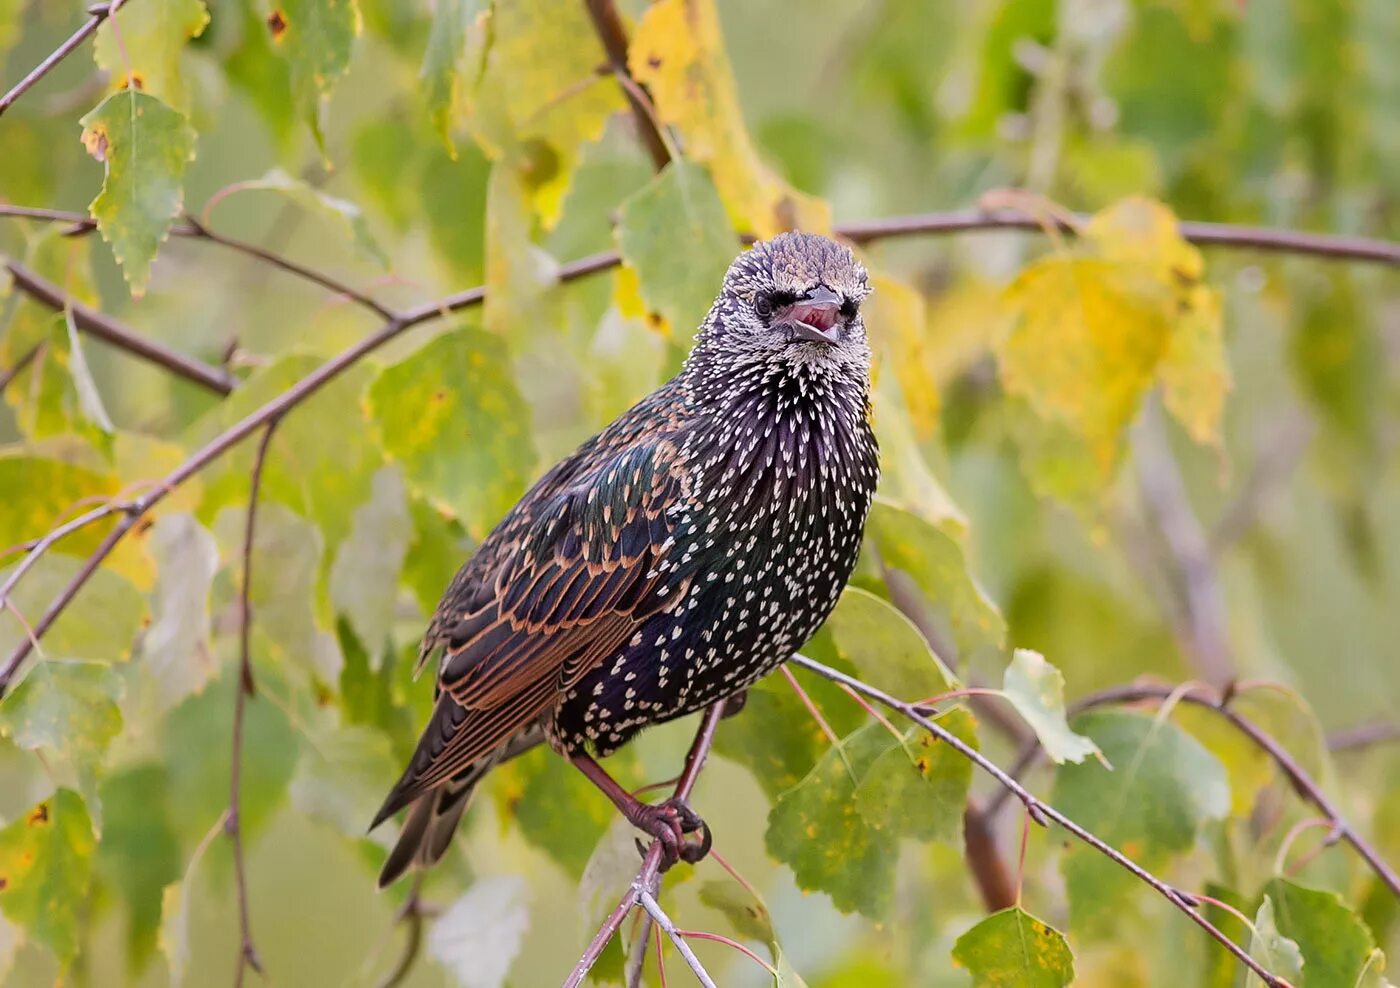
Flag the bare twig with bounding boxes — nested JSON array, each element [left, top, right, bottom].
[[0, 249, 618, 697], [229, 421, 278, 985], [0, 500, 134, 617], [583, 0, 672, 171], [0, 207, 397, 321], [375, 876, 426, 988], [0, 344, 42, 393], [790, 654, 1294, 988], [991, 681, 1400, 901], [637, 892, 719, 988], [1329, 722, 1400, 754], [963, 798, 1018, 912], [4, 259, 236, 395], [1135, 403, 1233, 687], [836, 209, 1400, 267], [178, 215, 398, 320], [563, 703, 726, 988], [0, 1, 130, 118], [1210, 408, 1314, 554]]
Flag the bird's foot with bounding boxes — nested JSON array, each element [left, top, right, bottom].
[[628, 796, 712, 872], [720, 689, 748, 718]]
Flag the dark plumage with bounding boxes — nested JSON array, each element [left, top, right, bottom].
[[372, 232, 879, 885]]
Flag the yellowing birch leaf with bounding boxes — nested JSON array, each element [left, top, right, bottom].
[[630, 0, 830, 236]]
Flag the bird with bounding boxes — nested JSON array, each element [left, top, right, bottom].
[[371, 231, 880, 886]]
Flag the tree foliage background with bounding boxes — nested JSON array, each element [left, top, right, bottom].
[[0, 0, 1398, 985]]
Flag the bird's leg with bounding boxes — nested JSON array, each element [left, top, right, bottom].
[[569, 752, 711, 871], [720, 689, 748, 718]]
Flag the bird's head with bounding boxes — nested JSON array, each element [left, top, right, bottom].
[[695, 232, 872, 378]]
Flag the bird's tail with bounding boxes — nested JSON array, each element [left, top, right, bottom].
[[376, 769, 484, 888]]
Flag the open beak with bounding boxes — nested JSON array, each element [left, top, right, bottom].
[[780, 286, 843, 344]]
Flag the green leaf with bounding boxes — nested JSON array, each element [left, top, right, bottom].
[[0, 913, 16, 985], [1000, 649, 1103, 765], [190, 355, 379, 551], [80, 90, 197, 295], [427, 874, 530, 988], [213, 168, 387, 266], [577, 819, 642, 982], [951, 906, 1075, 987], [0, 555, 147, 671], [827, 586, 956, 701], [766, 722, 900, 918], [162, 681, 298, 841], [1264, 877, 1377, 988], [420, 0, 477, 152], [1052, 709, 1229, 937], [140, 514, 221, 711], [0, 790, 96, 962], [63, 310, 114, 434], [290, 723, 400, 840], [159, 879, 191, 988], [616, 161, 737, 337], [272, 0, 361, 151], [494, 742, 634, 878], [865, 499, 1006, 656], [0, 661, 123, 827], [93, 0, 210, 109], [366, 325, 536, 538], [0, 456, 117, 556], [336, 620, 415, 751], [1247, 895, 1305, 988], [329, 466, 411, 654], [700, 880, 808, 986], [95, 766, 182, 968], [854, 707, 976, 845]]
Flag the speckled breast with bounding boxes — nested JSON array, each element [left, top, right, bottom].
[[554, 381, 879, 757]]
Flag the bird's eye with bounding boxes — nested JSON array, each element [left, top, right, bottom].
[[839, 298, 858, 320], [754, 293, 774, 320]]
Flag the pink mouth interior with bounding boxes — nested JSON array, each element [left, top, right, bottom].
[[790, 302, 840, 331]]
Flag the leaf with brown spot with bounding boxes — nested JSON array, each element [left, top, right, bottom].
[[0, 790, 96, 962]]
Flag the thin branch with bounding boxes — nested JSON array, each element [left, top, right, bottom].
[[0, 1, 130, 118], [0, 249, 617, 697], [0, 500, 134, 616], [376, 876, 426, 988], [790, 654, 1294, 988], [1210, 408, 1314, 554], [1329, 722, 1400, 754], [583, 0, 673, 171], [0, 207, 398, 320], [1135, 403, 1233, 686], [963, 798, 1018, 912], [563, 703, 726, 988], [4, 259, 236, 395], [837, 209, 1400, 267], [624, 911, 656, 988], [230, 421, 278, 985], [178, 215, 398, 320], [0, 344, 41, 393], [994, 681, 1400, 901], [637, 892, 719, 988]]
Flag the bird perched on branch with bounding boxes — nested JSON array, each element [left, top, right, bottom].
[[372, 232, 879, 885]]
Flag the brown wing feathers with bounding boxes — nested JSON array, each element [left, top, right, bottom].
[[371, 442, 684, 828]]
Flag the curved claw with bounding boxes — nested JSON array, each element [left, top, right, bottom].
[[627, 797, 711, 871], [679, 819, 712, 864]]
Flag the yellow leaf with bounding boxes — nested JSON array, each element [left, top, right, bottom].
[[867, 274, 939, 437], [629, 0, 830, 237], [612, 266, 669, 337], [923, 278, 1007, 385], [467, 1, 622, 226], [999, 256, 1172, 471]]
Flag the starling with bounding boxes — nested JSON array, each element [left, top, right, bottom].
[[372, 232, 879, 885]]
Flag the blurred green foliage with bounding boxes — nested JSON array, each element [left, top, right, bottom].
[[0, 0, 1397, 985]]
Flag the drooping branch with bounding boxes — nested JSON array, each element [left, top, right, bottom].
[[0, 207, 397, 321], [986, 681, 1400, 901], [789, 654, 1295, 988], [563, 702, 726, 988], [4, 259, 236, 395], [0, 248, 618, 696], [229, 420, 278, 985], [584, 0, 673, 171], [0, 1, 132, 118]]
